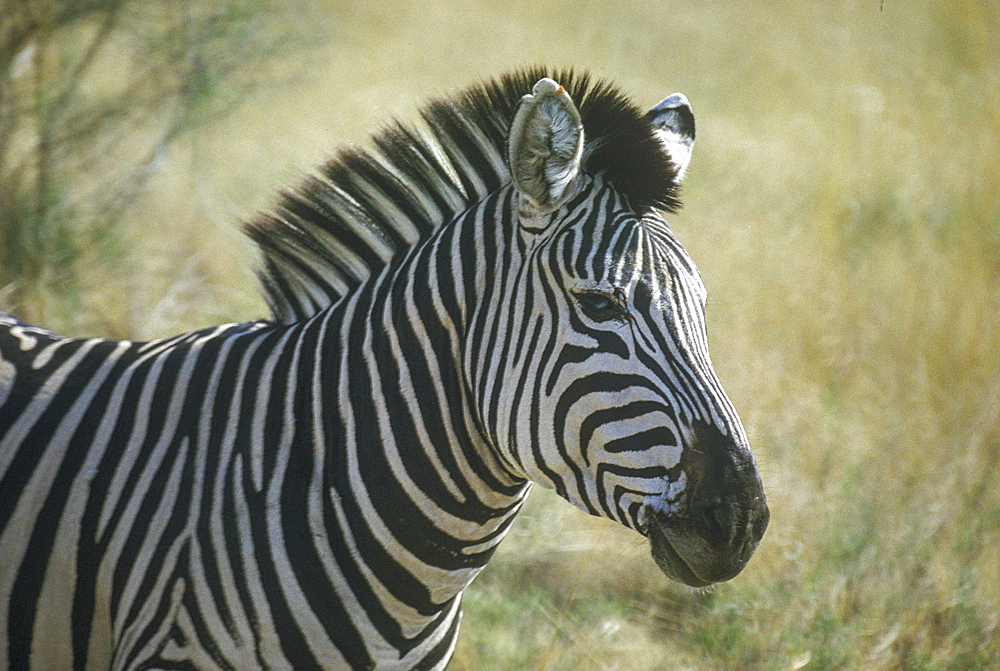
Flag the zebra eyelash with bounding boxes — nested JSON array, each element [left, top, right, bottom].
[[572, 289, 628, 323]]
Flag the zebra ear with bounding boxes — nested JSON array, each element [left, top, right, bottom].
[[647, 93, 695, 181], [508, 78, 585, 214]]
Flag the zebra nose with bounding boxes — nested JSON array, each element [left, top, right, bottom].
[[693, 489, 769, 553], [693, 496, 728, 545], [752, 499, 770, 544], [684, 421, 769, 572], [686, 491, 768, 581], [739, 499, 769, 565]]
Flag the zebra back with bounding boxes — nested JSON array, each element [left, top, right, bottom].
[[245, 68, 683, 324]]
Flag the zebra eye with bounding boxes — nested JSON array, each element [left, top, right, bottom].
[[574, 291, 625, 322]]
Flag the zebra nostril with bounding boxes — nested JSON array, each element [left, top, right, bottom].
[[695, 501, 729, 546], [735, 501, 768, 564], [752, 501, 770, 542]]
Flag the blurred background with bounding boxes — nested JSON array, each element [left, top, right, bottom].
[[2, 1, 997, 668]]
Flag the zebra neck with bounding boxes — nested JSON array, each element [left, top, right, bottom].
[[310, 244, 530, 653]]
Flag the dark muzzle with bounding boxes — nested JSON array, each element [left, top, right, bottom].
[[646, 421, 769, 587]]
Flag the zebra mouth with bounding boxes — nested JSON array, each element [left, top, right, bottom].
[[645, 510, 714, 588]]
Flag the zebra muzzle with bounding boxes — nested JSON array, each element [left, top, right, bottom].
[[643, 421, 769, 587]]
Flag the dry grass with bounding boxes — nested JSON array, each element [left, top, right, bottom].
[[5, 0, 998, 669]]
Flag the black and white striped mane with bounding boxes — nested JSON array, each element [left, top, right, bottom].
[[246, 68, 683, 324]]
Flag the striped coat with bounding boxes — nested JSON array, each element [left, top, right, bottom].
[[0, 70, 767, 670]]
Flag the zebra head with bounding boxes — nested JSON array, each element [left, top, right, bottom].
[[483, 78, 768, 587]]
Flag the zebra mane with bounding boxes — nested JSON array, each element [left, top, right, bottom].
[[245, 68, 682, 324]]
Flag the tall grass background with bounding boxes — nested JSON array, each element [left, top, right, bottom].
[[2, 1, 998, 669]]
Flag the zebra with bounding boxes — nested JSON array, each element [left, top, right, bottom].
[[0, 69, 768, 670]]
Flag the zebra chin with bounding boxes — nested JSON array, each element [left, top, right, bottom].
[[645, 506, 761, 587]]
